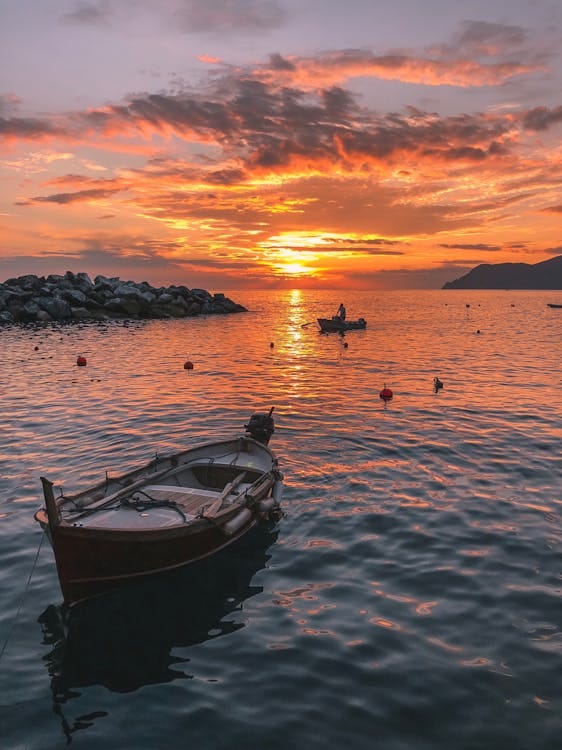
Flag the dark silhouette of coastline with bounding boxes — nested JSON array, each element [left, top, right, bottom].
[[442, 255, 562, 289]]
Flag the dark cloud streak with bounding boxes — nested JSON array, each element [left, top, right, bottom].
[[30, 188, 121, 204], [439, 243, 502, 251]]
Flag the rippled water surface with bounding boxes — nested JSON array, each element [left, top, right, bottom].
[[1, 290, 561, 749]]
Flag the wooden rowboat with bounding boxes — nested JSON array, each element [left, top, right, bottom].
[[34, 409, 283, 606], [547, 303, 562, 308], [317, 317, 367, 332]]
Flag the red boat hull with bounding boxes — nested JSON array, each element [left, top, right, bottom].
[[37, 509, 259, 605]]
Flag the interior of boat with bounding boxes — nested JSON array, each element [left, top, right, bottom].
[[60, 461, 265, 530]]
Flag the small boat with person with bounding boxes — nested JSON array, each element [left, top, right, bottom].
[[34, 409, 283, 606], [317, 316, 367, 332]]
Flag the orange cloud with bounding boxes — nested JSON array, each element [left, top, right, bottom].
[[255, 51, 541, 90]]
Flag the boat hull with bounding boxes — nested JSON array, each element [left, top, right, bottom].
[[35, 512, 259, 604], [317, 317, 367, 332]]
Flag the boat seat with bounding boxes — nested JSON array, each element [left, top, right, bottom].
[[143, 485, 220, 500], [137, 483, 251, 515]]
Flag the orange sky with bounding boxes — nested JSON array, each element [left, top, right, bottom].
[[2, 1, 562, 289]]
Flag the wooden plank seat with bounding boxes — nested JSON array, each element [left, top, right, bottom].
[[137, 483, 251, 516]]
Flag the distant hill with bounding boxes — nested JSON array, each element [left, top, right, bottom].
[[442, 255, 562, 289]]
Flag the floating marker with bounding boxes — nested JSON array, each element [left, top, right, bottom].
[[380, 385, 393, 401], [184, 360, 194, 370], [270, 342, 274, 348], [77, 356, 87, 366], [434, 377, 443, 392]]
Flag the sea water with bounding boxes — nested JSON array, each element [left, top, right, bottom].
[[0, 289, 561, 749]]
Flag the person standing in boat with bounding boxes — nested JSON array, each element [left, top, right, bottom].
[[337, 303, 346, 321]]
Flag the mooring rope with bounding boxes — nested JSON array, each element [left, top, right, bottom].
[[0, 532, 44, 661]]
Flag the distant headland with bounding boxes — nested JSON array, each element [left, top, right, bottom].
[[442, 255, 562, 290], [0, 271, 246, 325]]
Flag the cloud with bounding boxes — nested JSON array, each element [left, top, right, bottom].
[[3, 41, 552, 170], [0, 115, 66, 142], [171, 0, 287, 33], [1, 150, 74, 173], [255, 49, 541, 90], [522, 105, 562, 131], [61, 2, 111, 26], [446, 20, 528, 58], [0, 94, 22, 116], [5, 75, 521, 187], [60, 0, 287, 33], [438, 243, 502, 251], [29, 187, 122, 205]]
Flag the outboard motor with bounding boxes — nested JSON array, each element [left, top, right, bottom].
[[245, 407, 275, 445]]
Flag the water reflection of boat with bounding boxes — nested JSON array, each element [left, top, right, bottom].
[[38, 524, 278, 740], [35, 410, 283, 606], [317, 317, 367, 332]]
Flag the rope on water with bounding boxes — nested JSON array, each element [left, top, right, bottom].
[[0, 532, 45, 661]]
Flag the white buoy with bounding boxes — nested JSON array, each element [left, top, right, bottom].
[[223, 507, 252, 536], [272, 481, 283, 505]]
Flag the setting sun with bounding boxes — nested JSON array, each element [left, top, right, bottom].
[[275, 262, 311, 276]]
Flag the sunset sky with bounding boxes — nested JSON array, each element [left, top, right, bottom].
[[2, 0, 562, 290]]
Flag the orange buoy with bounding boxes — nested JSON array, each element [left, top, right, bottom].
[[380, 385, 393, 401], [76, 356, 87, 366], [183, 360, 194, 370]]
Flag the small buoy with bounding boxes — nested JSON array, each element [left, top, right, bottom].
[[466, 304, 470, 308], [343, 342, 348, 349], [76, 356, 87, 366], [380, 385, 393, 401], [476, 329, 481, 334], [183, 361, 194, 370], [434, 377, 443, 392], [34, 345, 39, 351], [270, 342, 274, 348]]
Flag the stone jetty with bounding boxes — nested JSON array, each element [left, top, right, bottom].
[[0, 272, 247, 324]]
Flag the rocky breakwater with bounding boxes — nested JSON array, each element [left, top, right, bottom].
[[0, 272, 247, 324]]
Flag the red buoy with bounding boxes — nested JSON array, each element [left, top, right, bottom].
[[183, 360, 194, 370], [380, 385, 393, 401], [77, 356, 87, 367]]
